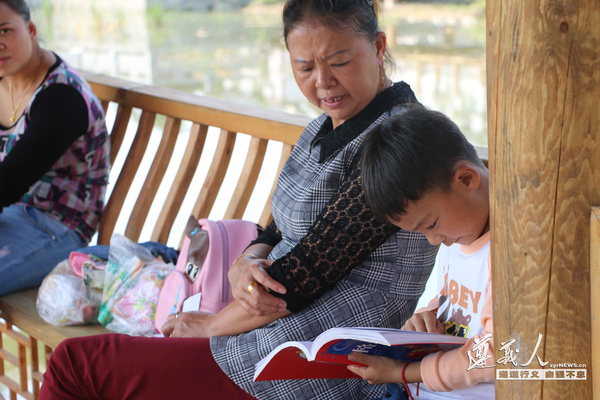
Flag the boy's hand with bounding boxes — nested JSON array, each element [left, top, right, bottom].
[[347, 353, 406, 384], [402, 311, 444, 334]]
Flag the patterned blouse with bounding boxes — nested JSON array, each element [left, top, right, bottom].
[[211, 82, 437, 400], [0, 55, 110, 242]]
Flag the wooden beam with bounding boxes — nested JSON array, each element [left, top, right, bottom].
[[488, 0, 599, 398]]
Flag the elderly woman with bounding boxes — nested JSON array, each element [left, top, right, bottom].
[[39, 0, 435, 399], [0, 0, 110, 296]]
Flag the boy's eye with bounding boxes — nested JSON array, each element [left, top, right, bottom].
[[427, 220, 437, 230], [332, 61, 349, 67]]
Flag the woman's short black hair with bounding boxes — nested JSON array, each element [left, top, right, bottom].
[[282, 0, 380, 44], [1, 0, 31, 21], [360, 103, 484, 223]]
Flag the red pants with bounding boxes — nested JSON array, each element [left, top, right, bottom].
[[39, 334, 258, 400]]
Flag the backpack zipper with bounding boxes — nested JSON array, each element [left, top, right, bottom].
[[216, 220, 230, 303]]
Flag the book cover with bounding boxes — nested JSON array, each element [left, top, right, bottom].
[[253, 327, 467, 381]]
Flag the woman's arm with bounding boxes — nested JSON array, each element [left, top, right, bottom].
[[0, 85, 88, 210], [228, 163, 400, 314], [229, 163, 401, 314], [263, 163, 399, 312], [161, 300, 291, 338]]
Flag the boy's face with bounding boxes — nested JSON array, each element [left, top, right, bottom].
[[388, 165, 489, 247]]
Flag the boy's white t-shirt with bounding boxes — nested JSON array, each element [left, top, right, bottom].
[[409, 232, 494, 399], [435, 238, 490, 339]]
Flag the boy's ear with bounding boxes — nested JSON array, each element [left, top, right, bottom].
[[453, 164, 480, 191]]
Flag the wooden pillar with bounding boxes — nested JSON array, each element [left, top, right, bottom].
[[592, 207, 600, 398], [487, 0, 600, 399]]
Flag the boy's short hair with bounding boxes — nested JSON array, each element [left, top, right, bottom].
[[360, 104, 484, 223]]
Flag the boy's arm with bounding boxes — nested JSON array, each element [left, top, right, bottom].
[[161, 300, 291, 338], [349, 259, 494, 390], [348, 290, 492, 388]]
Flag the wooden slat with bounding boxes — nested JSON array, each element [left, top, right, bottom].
[[0, 348, 19, 367], [98, 110, 156, 244], [108, 104, 133, 165], [151, 123, 209, 244], [18, 344, 26, 392], [1, 323, 29, 347], [224, 137, 268, 220], [125, 117, 181, 241], [30, 337, 40, 399], [0, 374, 33, 400], [0, 328, 3, 377], [100, 99, 110, 114], [259, 143, 293, 228], [592, 207, 600, 400], [190, 129, 236, 220]]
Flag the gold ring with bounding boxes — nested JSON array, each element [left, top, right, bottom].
[[247, 282, 259, 295]]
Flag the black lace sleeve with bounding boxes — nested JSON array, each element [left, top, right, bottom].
[[266, 161, 399, 312], [248, 220, 282, 248]]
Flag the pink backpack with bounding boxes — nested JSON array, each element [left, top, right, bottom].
[[154, 218, 260, 332]]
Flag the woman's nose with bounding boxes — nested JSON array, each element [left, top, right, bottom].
[[315, 68, 334, 89]]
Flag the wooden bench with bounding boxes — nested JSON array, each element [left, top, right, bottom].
[[0, 72, 310, 400], [0, 73, 489, 400]]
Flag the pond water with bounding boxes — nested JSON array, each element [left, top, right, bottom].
[[30, 2, 487, 145]]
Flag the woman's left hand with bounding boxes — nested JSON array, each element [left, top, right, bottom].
[[161, 311, 215, 338]]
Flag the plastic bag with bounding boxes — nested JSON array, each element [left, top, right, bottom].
[[36, 260, 103, 326], [98, 234, 174, 336]]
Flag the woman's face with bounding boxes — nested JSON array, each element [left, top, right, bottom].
[[286, 22, 386, 129], [0, 3, 35, 78]]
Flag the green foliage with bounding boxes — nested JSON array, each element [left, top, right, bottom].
[[42, 0, 53, 19], [147, 4, 165, 28]]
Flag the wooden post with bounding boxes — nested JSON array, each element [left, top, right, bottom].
[[592, 207, 600, 399], [487, 0, 600, 399]]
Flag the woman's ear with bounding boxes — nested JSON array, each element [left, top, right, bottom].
[[375, 31, 387, 67], [28, 21, 37, 39], [453, 163, 481, 191]]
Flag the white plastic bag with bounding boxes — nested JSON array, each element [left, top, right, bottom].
[[36, 260, 102, 326], [98, 234, 174, 336]]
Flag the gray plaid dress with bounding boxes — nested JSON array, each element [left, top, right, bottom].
[[211, 83, 437, 400]]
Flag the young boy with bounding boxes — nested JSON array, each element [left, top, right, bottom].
[[349, 105, 495, 399]]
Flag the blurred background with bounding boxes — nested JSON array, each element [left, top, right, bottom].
[[29, 0, 487, 146]]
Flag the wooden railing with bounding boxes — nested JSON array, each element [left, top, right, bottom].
[[0, 72, 308, 400]]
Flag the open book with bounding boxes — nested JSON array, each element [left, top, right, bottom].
[[254, 327, 467, 381]]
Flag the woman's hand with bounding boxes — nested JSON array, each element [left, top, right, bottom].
[[228, 254, 288, 316], [161, 311, 215, 338], [401, 311, 445, 334], [347, 353, 407, 385]]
